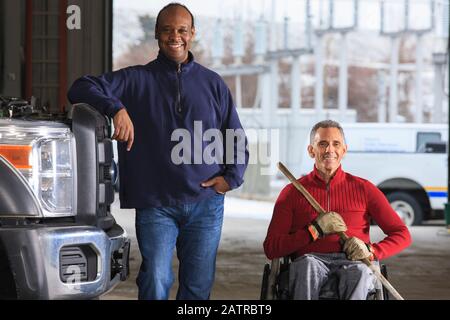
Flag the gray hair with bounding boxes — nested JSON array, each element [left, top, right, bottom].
[[309, 120, 346, 144]]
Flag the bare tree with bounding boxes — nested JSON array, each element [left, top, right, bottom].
[[348, 66, 378, 122]]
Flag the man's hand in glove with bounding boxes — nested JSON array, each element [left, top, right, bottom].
[[308, 212, 347, 241], [343, 237, 374, 261]]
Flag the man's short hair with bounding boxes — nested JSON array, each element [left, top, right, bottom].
[[309, 120, 346, 144], [155, 3, 195, 30]]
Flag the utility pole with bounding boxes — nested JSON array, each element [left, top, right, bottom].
[[434, 51, 450, 229], [380, 0, 435, 123], [314, 0, 358, 120]]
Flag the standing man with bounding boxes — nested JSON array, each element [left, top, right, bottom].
[[68, 3, 248, 300], [264, 120, 411, 299]]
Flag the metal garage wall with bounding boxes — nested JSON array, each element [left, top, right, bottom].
[[28, 0, 112, 112], [67, 0, 112, 91], [0, 0, 24, 98], [0, 0, 112, 112], [25, 0, 66, 112], [0, 0, 3, 93]]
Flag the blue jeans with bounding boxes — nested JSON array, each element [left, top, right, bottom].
[[135, 193, 224, 300]]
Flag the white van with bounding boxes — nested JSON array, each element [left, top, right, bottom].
[[300, 123, 448, 226]]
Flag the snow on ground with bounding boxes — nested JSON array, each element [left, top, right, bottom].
[[224, 196, 274, 220]]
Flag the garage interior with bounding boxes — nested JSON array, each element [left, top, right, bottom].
[[1, 0, 111, 112], [1, 0, 450, 300]]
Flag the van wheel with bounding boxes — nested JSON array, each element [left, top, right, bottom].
[[387, 192, 423, 226]]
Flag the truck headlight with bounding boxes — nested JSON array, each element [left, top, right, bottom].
[[35, 138, 75, 214], [0, 120, 76, 217]]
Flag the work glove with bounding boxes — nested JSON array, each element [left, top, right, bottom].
[[343, 237, 374, 261], [308, 212, 347, 241]]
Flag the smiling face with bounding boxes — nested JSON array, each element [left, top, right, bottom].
[[308, 127, 347, 180], [155, 6, 195, 64]]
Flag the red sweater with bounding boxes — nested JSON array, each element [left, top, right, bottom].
[[264, 166, 411, 260]]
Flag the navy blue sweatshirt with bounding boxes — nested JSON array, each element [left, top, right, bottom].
[[68, 52, 249, 208]]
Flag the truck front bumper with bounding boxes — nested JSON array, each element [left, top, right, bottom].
[[0, 224, 130, 300]]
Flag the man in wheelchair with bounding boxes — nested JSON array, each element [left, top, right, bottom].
[[263, 120, 411, 300]]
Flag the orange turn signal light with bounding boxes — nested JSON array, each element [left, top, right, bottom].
[[0, 145, 32, 169]]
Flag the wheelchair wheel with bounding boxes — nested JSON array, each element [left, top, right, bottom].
[[260, 263, 271, 300], [381, 264, 389, 300]]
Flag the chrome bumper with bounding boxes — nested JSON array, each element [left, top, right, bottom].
[[0, 224, 130, 300]]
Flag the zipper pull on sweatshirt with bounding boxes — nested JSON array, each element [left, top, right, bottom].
[[176, 64, 182, 113], [327, 184, 331, 212]]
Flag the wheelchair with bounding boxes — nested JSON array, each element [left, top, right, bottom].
[[260, 256, 390, 300]]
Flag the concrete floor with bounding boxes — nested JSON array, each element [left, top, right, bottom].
[[102, 197, 450, 300]]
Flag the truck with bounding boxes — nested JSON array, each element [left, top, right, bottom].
[[0, 96, 130, 299], [300, 122, 448, 226]]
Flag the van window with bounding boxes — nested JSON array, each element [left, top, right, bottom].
[[416, 132, 442, 152]]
